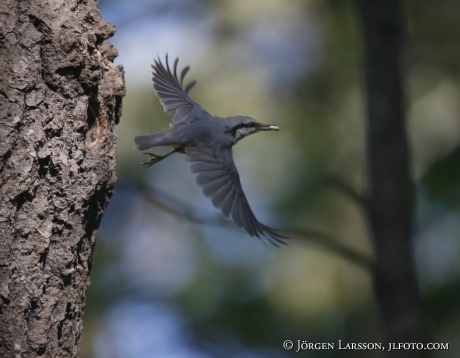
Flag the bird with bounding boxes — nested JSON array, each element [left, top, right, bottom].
[[135, 55, 288, 247]]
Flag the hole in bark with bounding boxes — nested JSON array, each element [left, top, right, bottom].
[[86, 98, 100, 146], [37, 345, 46, 355], [87, 98, 99, 131], [114, 95, 122, 124], [38, 156, 50, 177], [28, 15, 51, 35], [49, 162, 59, 177], [57, 320, 64, 340], [56, 66, 83, 79], [61, 273, 72, 287], [23, 299, 39, 317], [0, 295, 10, 313], [45, 126, 63, 138], [14, 191, 34, 211], [44, 80, 58, 93], [1, 149, 11, 162], [39, 248, 48, 267]]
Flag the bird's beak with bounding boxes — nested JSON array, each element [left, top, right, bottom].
[[259, 124, 279, 131]]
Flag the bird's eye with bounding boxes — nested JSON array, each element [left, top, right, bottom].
[[249, 122, 255, 127]]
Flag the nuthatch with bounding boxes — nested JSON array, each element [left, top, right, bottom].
[[135, 55, 287, 246]]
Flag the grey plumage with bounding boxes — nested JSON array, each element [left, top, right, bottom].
[[135, 55, 287, 247]]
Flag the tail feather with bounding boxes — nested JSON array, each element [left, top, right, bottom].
[[134, 131, 177, 150]]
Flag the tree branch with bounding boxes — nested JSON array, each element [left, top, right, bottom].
[[289, 228, 375, 272], [326, 175, 367, 209], [117, 177, 374, 272]]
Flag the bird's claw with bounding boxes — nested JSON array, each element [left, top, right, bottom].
[[140, 152, 165, 167]]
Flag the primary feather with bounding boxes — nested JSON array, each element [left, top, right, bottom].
[[151, 54, 208, 126]]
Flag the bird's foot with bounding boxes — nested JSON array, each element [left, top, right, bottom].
[[140, 152, 167, 167]]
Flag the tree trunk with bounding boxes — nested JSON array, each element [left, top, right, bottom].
[[0, 0, 125, 356], [358, 0, 429, 356]]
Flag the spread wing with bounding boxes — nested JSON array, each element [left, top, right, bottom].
[[152, 54, 209, 126], [186, 141, 288, 247]]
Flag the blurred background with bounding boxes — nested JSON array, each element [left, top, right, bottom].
[[81, 0, 460, 357]]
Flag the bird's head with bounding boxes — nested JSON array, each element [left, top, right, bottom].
[[229, 116, 279, 144]]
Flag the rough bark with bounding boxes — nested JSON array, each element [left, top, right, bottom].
[[358, 0, 429, 356], [0, 0, 125, 356]]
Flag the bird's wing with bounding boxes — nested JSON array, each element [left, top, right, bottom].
[[152, 55, 209, 126], [185, 141, 288, 247]]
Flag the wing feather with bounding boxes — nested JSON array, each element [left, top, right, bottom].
[[184, 81, 197, 93], [211, 180, 232, 208], [152, 54, 208, 125], [230, 190, 243, 228], [185, 141, 288, 246], [221, 186, 236, 218]]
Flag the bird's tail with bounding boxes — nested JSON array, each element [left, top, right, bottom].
[[134, 130, 177, 150]]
